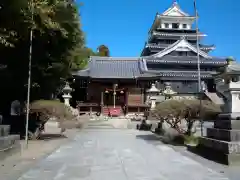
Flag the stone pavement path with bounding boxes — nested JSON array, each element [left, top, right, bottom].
[[17, 128, 229, 180]]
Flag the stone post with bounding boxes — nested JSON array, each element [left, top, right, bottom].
[[199, 58, 240, 165]]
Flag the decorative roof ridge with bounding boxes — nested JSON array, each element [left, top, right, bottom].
[[145, 70, 216, 75], [161, 1, 190, 17], [158, 15, 195, 18], [139, 58, 148, 72], [212, 56, 228, 59], [144, 56, 208, 59], [152, 39, 181, 56], [152, 31, 206, 36], [147, 42, 215, 48], [148, 12, 160, 34], [151, 38, 212, 59]]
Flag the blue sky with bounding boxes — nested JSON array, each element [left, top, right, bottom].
[[78, 0, 239, 59]]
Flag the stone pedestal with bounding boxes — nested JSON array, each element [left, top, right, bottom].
[[198, 58, 240, 165], [199, 118, 240, 165], [62, 94, 72, 106], [150, 97, 156, 109]]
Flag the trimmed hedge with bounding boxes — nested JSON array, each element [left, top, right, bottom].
[[30, 100, 75, 123], [153, 99, 221, 135], [154, 99, 221, 121]]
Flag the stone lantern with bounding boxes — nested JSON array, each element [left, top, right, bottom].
[[214, 58, 240, 115], [199, 58, 240, 165], [163, 82, 176, 100], [62, 82, 72, 106], [146, 82, 160, 109]]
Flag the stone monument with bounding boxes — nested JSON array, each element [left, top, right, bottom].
[[198, 57, 240, 165], [62, 82, 72, 106], [146, 82, 160, 109]]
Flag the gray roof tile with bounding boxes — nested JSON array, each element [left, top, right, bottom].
[[73, 56, 143, 79], [144, 55, 227, 65], [73, 55, 227, 79]]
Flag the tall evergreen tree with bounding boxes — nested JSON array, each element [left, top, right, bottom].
[[97, 45, 110, 57], [0, 0, 94, 102]]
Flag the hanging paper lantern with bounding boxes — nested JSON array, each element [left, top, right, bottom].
[[120, 90, 124, 94]]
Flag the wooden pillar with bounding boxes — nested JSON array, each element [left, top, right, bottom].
[[141, 88, 144, 104], [125, 90, 129, 115], [100, 91, 104, 114]]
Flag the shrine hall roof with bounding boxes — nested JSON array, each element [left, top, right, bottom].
[[72, 56, 228, 80], [72, 56, 145, 79]]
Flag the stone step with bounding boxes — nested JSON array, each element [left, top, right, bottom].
[[207, 127, 240, 142], [0, 135, 20, 161], [214, 120, 240, 130], [199, 136, 240, 154], [0, 135, 21, 160], [193, 144, 240, 165], [0, 135, 20, 151], [0, 125, 10, 137]]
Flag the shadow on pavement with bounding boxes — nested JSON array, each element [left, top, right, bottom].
[[187, 144, 230, 165], [136, 134, 162, 141], [38, 133, 67, 141], [136, 132, 186, 147]]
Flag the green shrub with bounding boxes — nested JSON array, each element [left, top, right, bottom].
[[183, 135, 199, 145], [153, 99, 221, 136], [201, 101, 221, 120], [30, 100, 75, 123]]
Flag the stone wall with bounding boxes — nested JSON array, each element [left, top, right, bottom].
[[171, 94, 198, 100]]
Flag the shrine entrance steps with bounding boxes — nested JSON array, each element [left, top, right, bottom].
[[102, 106, 123, 117]]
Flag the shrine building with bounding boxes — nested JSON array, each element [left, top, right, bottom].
[[71, 1, 229, 116]]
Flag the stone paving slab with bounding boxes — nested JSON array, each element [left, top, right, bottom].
[[18, 129, 229, 180]]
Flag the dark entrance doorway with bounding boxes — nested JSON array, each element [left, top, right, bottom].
[[104, 91, 125, 106]]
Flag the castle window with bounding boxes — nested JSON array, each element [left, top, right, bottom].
[[178, 51, 187, 56], [232, 76, 239, 82], [172, 23, 179, 29], [165, 23, 169, 28], [183, 24, 187, 29]]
